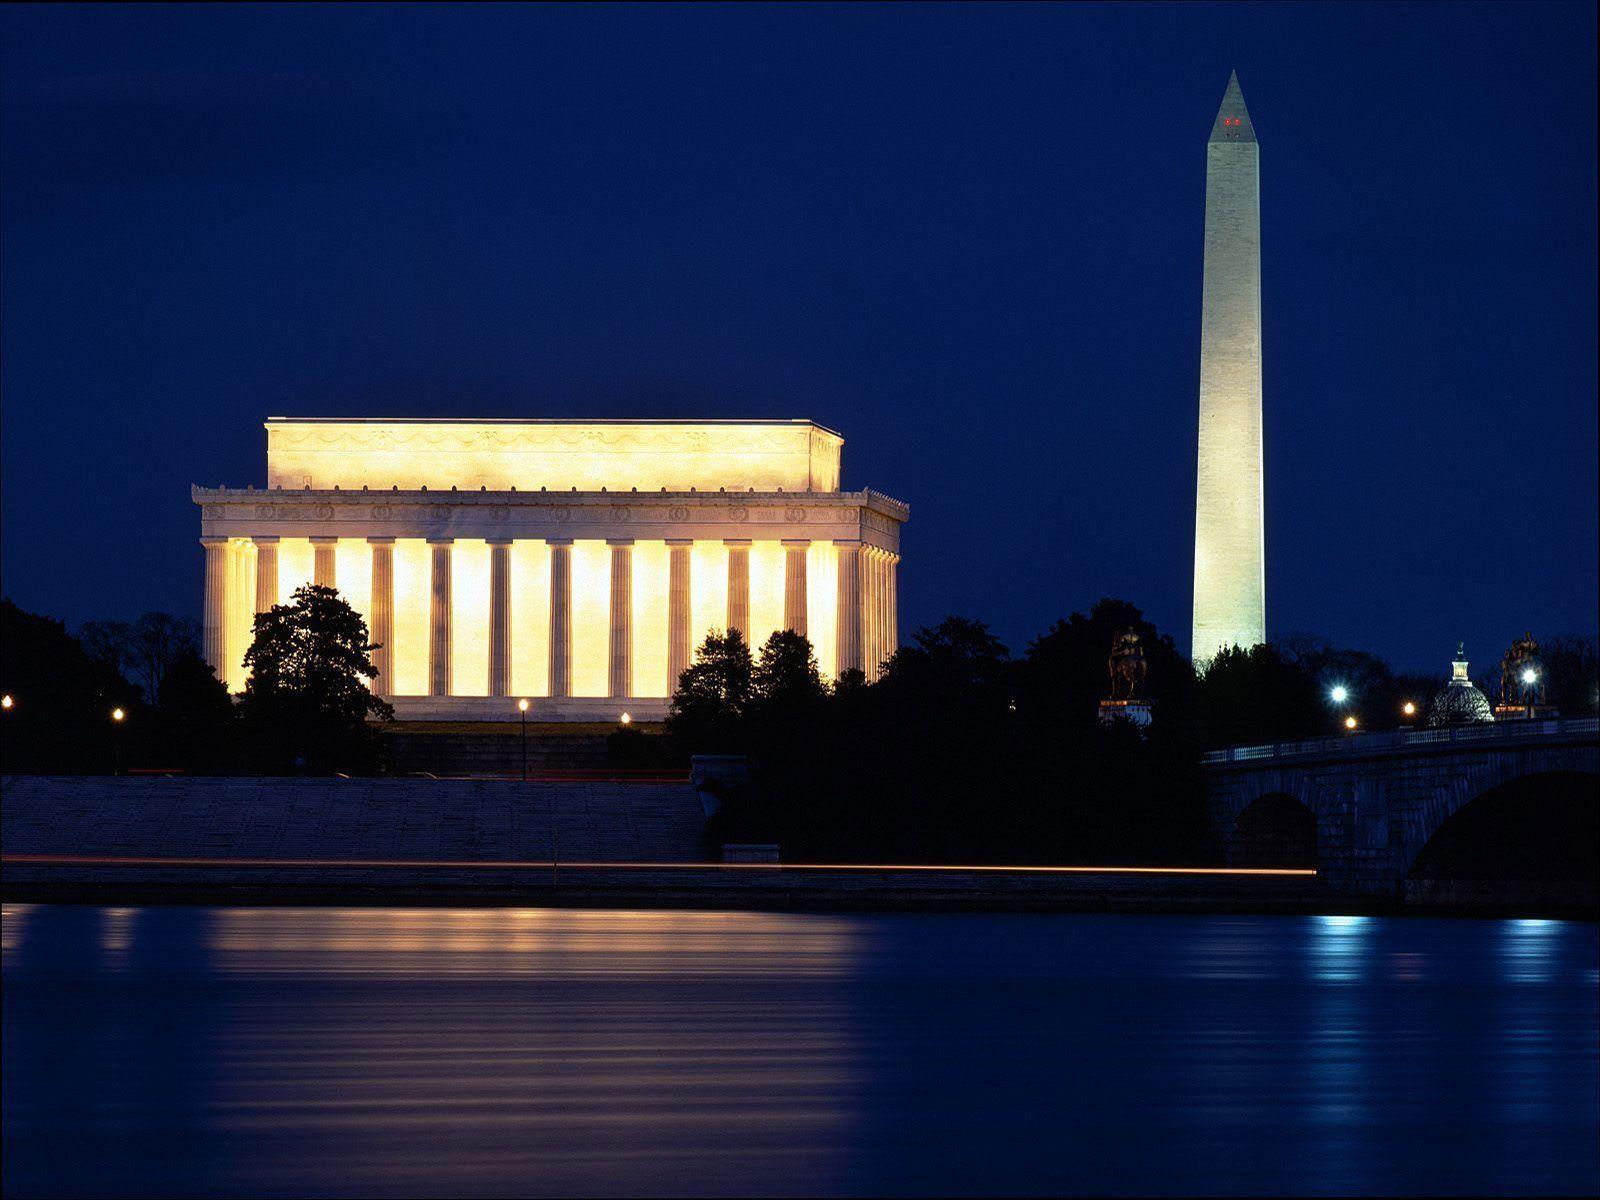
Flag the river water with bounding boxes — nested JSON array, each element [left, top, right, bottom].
[[2, 905, 1596, 1197]]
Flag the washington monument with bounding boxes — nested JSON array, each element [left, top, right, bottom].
[[1192, 71, 1266, 664]]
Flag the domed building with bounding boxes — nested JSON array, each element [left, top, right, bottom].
[[1427, 642, 1494, 726]]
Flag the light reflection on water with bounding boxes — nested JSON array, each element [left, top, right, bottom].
[[3, 905, 1597, 1198]]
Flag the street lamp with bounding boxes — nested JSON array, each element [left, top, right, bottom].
[[1, 693, 13, 711], [518, 698, 530, 780], [619, 712, 632, 726], [110, 707, 126, 776], [1402, 701, 1417, 717], [1521, 667, 1539, 719], [1328, 684, 1352, 734], [1344, 715, 1358, 731]]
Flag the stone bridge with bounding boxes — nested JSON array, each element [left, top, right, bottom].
[[1204, 716, 1599, 896]]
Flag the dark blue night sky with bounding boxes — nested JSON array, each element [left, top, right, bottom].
[[2, 3, 1595, 668]]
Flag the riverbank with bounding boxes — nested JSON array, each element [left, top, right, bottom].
[[5, 776, 1593, 918], [2, 860, 1325, 913], [5, 859, 1595, 919]]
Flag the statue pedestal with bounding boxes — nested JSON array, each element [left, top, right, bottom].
[[1098, 699, 1153, 728]]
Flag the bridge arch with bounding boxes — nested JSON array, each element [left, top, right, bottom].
[[1396, 751, 1600, 879], [1232, 792, 1317, 867], [1405, 769, 1599, 883]]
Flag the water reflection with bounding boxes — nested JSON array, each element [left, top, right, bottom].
[[203, 907, 868, 976], [4, 906, 1597, 1198], [1501, 917, 1560, 984], [1309, 912, 1372, 982]]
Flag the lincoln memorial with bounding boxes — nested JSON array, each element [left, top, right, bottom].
[[193, 418, 907, 720]]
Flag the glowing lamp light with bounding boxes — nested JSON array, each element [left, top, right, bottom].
[[619, 712, 632, 726], [111, 708, 125, 723], [1402, 701, 1417, 716], [0, 694, 13, 710], [1343, 715, 1358, 730], [1330, 685, 1349, 704], [517, 698, 530, 713], [1521, 668, 1538, 685]]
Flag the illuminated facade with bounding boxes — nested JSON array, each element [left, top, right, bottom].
[[194, 418, 907, 720], [1192, 71, 1267, 664]]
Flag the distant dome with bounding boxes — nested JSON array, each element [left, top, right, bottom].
[[1427, 642, 1494, 727]]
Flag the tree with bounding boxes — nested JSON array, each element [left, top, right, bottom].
[[78, 618, 133, 681], [1542, 634, 1599, 714], [875, 616, 1012, 710], [237, 584, 392, 773], [2, 600, 140, 773], [153, 648, 237, 773], [665, 629, 753, 755], [128, 613, 202, 704], [1277, 635, 1403, 727], [751, 629, 828, 710], [80, 612, 202, 704], [1194, 643, 1325, 748]]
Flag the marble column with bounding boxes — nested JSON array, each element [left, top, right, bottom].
[[875, 549, 887, 677], [548, 539, 572, 698], [666, 539, 692, 689], [887, 552, 899, 665], [834, 539, 862, 675], [368, 538, 394, 698], [201, 537, 229, 680], [863, 548, 878, 678], [876, 553, 889, 678], [782, 540, 809, 636], [253, 536, 279, 614], [488, 538, 512, 698], [725, 539, 750, 640], [608, 540, 633, 698], [311, 536, 338, 589], [428, 538, 453, 697]]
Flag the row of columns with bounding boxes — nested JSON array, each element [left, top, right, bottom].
[[203, 535, 899, 697]]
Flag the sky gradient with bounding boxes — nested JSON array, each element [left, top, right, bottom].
[[2, 2, 1595, 670]]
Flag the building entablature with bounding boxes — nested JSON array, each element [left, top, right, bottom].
[[193, 486, 906, 551]]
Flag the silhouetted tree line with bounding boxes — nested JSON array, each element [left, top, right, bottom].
[[644, 603, 1600, 864], [4, 588, 1596, 865], [1, 587, 389, 776]]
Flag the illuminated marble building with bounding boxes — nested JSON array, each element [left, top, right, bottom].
[[193, 419, 906, 720]]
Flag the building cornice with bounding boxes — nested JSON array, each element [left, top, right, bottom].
[[192, 485, 907, 550], [264, 415, 846, 440]]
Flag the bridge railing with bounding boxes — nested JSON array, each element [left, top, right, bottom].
[[1201, 715, 1599, 765]]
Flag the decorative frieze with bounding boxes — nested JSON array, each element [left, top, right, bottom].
[[193, 487, 906, 551]]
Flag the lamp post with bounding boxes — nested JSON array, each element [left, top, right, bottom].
[[518, 698, 529, 780], [110, 706, 126, 775], [1, 694, 14, 711], [1329, 684, 1352, 733], [1521, 668, 1538, 720]]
